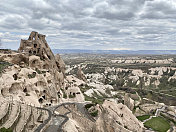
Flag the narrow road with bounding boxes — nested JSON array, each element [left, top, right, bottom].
[[35, 102, 94, 132], [44, 103, 71, 132], [34, 107, 52, 132]]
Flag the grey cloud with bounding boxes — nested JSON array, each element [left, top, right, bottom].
[[140, 0, 176, 19], [93, 0, 145, 20], [0, 0, 176, 50]]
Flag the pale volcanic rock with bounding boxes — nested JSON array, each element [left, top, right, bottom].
[[86, 73, 105, 83], [63, 119, 79, 132], [94, 100, 144, 132], [84, 89, 95, 97], [0, 53, 29, 65], [66, 75, 85, 86], [0, 31, 66, 106], [132, 69, 143, 77], [29, 55, 42, 69], [111, 58, 173, 64], [66, 86, 85, 102], [124, 93, 135, 111], [55, 54, 66, 74], [77, 67, 87, 82]]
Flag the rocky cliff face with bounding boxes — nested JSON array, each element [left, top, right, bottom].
[[61, 100, 144, 132], [94, 100, 144, 132], [0, 31, 65, 106]]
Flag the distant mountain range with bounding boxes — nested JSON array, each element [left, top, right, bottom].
[[52, 49, 176, 55]]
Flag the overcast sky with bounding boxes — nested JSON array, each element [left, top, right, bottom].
[[0, 0, 176, 50]]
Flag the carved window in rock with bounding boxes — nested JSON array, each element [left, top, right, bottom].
[[35, 90, 39, 94], [33, 50, 36, 55], [13, 74, 18, 80], [40, 55, 45, 61], [29, 50, 32, 55], [32, 60, 36, 64], [47, 80, 52, 83], [37, 48, 40, 53], [23, 88, 27, 92], [43, 64, 49, 69], [38, 98, 43, 104], [34, 43, 37, 48], [1, 89, 4, 96]]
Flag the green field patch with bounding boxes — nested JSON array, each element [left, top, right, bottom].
[[144, 117, 170, 132]]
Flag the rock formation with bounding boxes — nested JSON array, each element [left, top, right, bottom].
[[18, 31, 59, 71], [0, 31, 65, 106], [94, 100, 144, 132], [77, 66, 87, 82], [124, 93, 135, 111]]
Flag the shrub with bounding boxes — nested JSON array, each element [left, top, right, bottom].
[[0, 127, 13, 132], [25, 93, 30, 96], [90, 110, 98, 117], [35, 68, 42, 74], [85, 103, 94, 109], [84, 94, 104, 104], [137, 115, 150, 121], [0, 61, 11, 75], [28, 72, 36, 79], [69, 94, 75, 98], [61, 89, 67, 98]]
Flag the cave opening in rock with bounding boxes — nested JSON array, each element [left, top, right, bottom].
[[23, 88, 27, 93], [13, 74, 18, 80], [33, 50, 36, 55], [34, 43, 37, 48], [38, 98, 43, 104]]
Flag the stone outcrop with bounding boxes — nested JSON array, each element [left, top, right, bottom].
[[124, 93, 135, 111], [77, 67, 87, 82], [55, 54, 66, 74], [94, 100, 144, 132], [0, 97, 50, 131], [0, 53, 29, 65], [60, 100, 144, 132], [0, 31, 66, 106], [18, 31, 60, 71]]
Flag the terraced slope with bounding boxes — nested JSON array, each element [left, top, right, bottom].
[[0, 97, 50, 132]]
